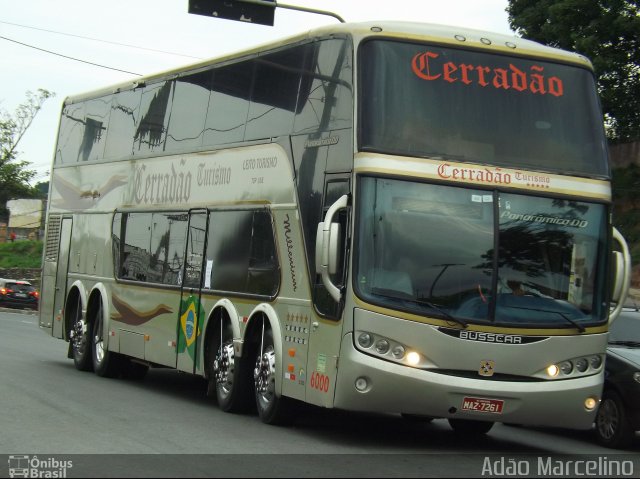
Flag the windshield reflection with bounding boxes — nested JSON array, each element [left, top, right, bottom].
[[354, 177, 608, 327]]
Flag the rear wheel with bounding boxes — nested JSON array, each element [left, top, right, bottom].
[[448, 418, 494, 435], [595, 390, 634, 449], [91, 299, 121, 378], [70, 295, 92, 372], [254, 322, 294, 425]]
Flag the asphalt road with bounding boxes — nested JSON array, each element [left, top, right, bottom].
[[1, 308, 639, 477]]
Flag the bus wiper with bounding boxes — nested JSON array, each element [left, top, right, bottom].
[[414, 297, 468, 328], [508, 305, 585, 333], [608, 340, 640, 348], [369, 287, 467, 328]]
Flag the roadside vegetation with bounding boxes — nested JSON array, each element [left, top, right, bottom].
[[0, 240, 42, 268]]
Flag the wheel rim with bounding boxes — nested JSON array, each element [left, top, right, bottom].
[[71, 298, 87, 356], [596, 398, 620, 441], [254, 345, 276, 409], [93, 305, 104, 364], [214, 342, 235, 399]]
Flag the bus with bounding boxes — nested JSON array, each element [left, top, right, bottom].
[[40, 21, 632, 433]]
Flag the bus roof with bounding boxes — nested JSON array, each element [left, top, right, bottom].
[[64, 20, 592, 104]]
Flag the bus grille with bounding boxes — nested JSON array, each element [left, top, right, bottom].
[[45, 215, 62, 262]]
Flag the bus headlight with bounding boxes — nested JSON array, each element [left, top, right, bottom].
[[547, 364, 560, 377], [354, 331, 422, 368], [560, 361, 573, 375], [575, 358, 588, 373], [357, 332, 373, 348]]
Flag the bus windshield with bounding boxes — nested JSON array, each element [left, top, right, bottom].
[[359, 40, 609, 177], [354, 177, 609, 328]]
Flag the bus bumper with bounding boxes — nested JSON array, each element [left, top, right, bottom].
[[333, 333, 602, 430]]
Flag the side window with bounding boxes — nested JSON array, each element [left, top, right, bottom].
[[104, 89, 142, 160], [112, 212, 123, 277], [121, 213, 152, 282], [247, 211, 279, 295], [203, 61, 253, 147], [245, 46, 306, 140], [184, 213, 207, 289], [204, 209, 279, 296], [149, 212, 189, 285], [206, 210, 253, 292], [294, 38, 353, 134], [165, 71, 213, 153], [55, 103, 85, 165], [135, 81, 173, 155], [79, 97, 110, 162]]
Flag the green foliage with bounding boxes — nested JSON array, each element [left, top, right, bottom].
[[0, 240, 43, 268], [507, 0, 640, 143], [612, 165, 640, 265]]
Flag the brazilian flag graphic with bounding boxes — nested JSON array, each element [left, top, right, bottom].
[[177, 295, 203, 368]]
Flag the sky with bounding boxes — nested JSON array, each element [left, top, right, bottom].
[[0, 0, 514, 184]]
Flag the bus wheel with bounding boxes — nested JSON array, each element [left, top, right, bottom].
[[91, 300, 121, 378], [254, 325, 293, 425], [595, 390, 633, 449], [70, 295, 92, 372], [212, 320, 251, 413], [448, 418, 494, 435]]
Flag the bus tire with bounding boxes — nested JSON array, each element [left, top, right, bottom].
[[70, 294, 92, 372], [595, 390, 634, 449], [210, 319, 251, 413], [254, 325, 294, 426], [91, 299, 121, 378], [448, 418, 494, 435]]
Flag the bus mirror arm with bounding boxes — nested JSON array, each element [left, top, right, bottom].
[[610, 227, 631, 323], [316, 194, 349, 303]]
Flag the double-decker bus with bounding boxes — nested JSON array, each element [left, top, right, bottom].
[[40, 21, 631, 433]]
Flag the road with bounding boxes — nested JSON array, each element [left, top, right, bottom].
[[1, 308, 639, 477]]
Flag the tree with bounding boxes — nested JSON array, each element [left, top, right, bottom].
[[0, 89, 54, 221], [506, 0, 640, 143]]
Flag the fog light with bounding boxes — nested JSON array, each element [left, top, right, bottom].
[[590, 355, 602, 369], [406, 351, 420, 366], [560, 361, 573, 375], [547, 364, 559, 377], [358, 332, 373, 348], [575, 358, 588, 373], [355, 377, 368, 392], [392, 345, 406, 359], [375, 339, 390, 355], [584, 397, 598, 411]]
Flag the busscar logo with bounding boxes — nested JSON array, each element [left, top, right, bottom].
[[437, 327, 547, 345], [7, 455, 73, 478]]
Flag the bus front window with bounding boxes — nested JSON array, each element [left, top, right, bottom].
[[359, 40, 608, 177], [354, 177, 609, 328]]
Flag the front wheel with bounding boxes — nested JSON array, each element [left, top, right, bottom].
[[448, 418, 494, 435], [595, 390, 634, 449], [210, 320, 251, 413], [254, 324, 294, 425]]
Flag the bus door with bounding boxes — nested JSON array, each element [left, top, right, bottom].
[[176, 210, 208, 373], [50, 217, 73, 339]]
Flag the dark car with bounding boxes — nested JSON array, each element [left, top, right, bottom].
[[595, 341, 640, 448], [0, 279, 39, 310]]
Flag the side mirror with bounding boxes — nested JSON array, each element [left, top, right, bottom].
[[610, 227, 631, 323], [315, 195, 349, 302]]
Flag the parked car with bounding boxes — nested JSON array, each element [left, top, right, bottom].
[[595, 340, 640, 448], [0, 279, 39, 310]]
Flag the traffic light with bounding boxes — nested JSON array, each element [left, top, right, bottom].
[[188, 0, 276, 26]]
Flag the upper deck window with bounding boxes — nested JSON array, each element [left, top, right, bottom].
[[359, 40, 609, 177]]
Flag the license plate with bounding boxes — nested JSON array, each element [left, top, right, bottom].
[[14, 293, 27, 298], [461, 397, 504, 414]]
